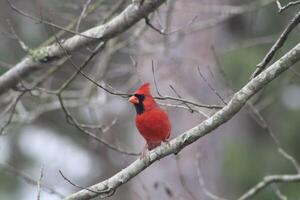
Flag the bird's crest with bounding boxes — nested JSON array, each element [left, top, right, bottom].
[[134, 83, 151, 96]]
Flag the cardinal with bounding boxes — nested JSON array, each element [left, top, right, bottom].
[[129, 83, 171, 153]]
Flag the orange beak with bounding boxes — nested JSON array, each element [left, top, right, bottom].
[[128, 95, 139, 104]]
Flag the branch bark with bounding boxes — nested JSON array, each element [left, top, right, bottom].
[[0, 0, 167, 95], [238, 174, 300, 200], [64, 42, 300, 200]]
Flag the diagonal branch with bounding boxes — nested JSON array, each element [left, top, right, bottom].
[[276, 0, 300, 12], [237, 174, 300, 200], [63, 42, 300, 200], [0, 0, 168, 95], [0, 162, 64, 198], [57, 94, 139, 156], [250, 10, 300, 78]]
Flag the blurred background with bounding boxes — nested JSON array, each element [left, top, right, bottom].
[[0, 0, 300, 199]]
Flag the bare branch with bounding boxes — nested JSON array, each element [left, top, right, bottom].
[[276, 0, 300, 12], [197, 67, 227, 105], [278, 148, 300, 173], [6, 0, 95, 39], [0, 163, 64, 198], [6, 19, 30, 52], [213, 41, 300, 181], [36, 166, 44, 200], [151, 60, 163, 97], [251, 10, 300, 78], [0, 0, 169, 95], [169, 84, 195, 113], [175, 155, 198, 200], [272, 184, 288, 200], [196, 0, 275, 15], [189, 0, 274, 34], [0, 60, 12, 69], [145, 15, 198, 35], [136, 176, 151, 200], [158, 102, 210, 118], [60, 61, 223, 109], [0, 56, 69, 133], [57, 94, 139, 156], [242, 98, 300, 174], [59, 170, 114, 198], [64, 41, 300, 200], [75, 0, 92, 32], [237, 174, 300, 200], [50, 33, 223, 110], [155, 95, 223, 109], [39, 0, 105, 47], [56, 42, 105, 94], [0, 92, 27, 135], [195, 153, 228, 200]]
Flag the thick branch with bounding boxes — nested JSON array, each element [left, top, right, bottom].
[[64, 43, 300, 200], [0, 0, 167, 95]]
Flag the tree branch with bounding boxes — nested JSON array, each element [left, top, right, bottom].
[[250, 10, 300, 78], [0, 0, 168, 95], [276, 0, 300, 12], [237, 174, 300, 200], [63, 42, 300, 200]]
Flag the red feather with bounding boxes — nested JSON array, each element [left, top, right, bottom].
[[129, 83, 171, 150]]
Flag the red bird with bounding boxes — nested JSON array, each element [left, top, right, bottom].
[[129, 83, 171, 152]]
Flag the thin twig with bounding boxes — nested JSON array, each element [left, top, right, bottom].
[[175, 155, 198, 200], [272, 184, 288, 200], [102, 0, 127, 23], [6, 0, 96, 39], [39, 0, 105, 47], [0, 92, 27, 135], [250, 10, 300, 78], [151, 60, 163, 97], [0, 0, 169, 94], [237, 174, 300, 200], [0, 163, 64, 198], [59, 170, 115, 197], [53, 33, 223, 110], [50, 25, 131, 98], [36, 166, 44, 200], [213, 43, 300, 177], [0, 60, 67, 133], [137, 176, 151, 200], [246, 103, 300, 174], [290, 68, 300, 78], [156, 95, 223, 109], [75, 0, 92, 32], [169, 84, 195, 113], [145, 15, 197, 35], [0, 60, 12, 69], [57, 94, 139, 156], [158, 102, 210, 118], [197, 67, 227, 105], [195, 153, 228, 200], [6, 19, 30, 52], [276, 0, 300, 12], [278, 148, 300, 173], [56, 42, 105, 94]]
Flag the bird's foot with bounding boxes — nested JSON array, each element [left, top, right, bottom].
[[140, 144, 150, 161], [162, 138, 171, 147]]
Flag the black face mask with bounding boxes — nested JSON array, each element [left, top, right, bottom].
[[133, 94, 145, 115]]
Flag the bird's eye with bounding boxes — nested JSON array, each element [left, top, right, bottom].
[[134, 94, 145, 102]]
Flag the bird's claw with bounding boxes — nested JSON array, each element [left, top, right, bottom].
[[140, 144, 149, 160]]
